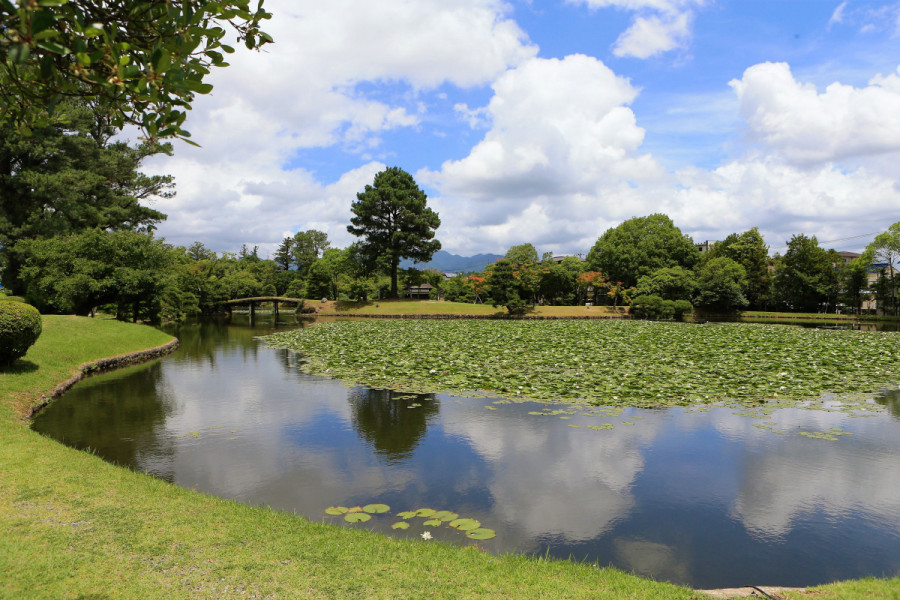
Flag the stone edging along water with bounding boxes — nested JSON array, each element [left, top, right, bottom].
[[28, 337, 180, 419]]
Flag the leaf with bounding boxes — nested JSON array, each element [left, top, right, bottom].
[[363, 503, 390, 514], [344, 513, 371, 523], [324, 506, 348, 515], [180, 79, 214, 94], [423, 519, 442, 527], [396, 511, 417, 519], [432, 511, 459, 522], [414, 508, 436, 517], [466, 528, 496, 540], [449, 518, 481, 531], [391, 522, 410, 530]]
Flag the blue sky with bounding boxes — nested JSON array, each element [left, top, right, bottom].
[[142, 0, 900, 259]]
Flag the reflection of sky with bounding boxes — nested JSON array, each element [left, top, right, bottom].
[[36, 329, 900, 589]]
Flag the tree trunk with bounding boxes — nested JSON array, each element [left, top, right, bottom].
[[390, 256, 399, 299]]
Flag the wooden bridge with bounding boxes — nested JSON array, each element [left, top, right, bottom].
[[222, 296, 304, 317]]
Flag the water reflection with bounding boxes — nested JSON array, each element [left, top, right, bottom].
[[348, 389, 439, 463], [31, 316, 900, 588]]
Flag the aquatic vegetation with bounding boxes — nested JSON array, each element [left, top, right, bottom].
[[264, 320, 900, 407], [325, 503, 496, 541]]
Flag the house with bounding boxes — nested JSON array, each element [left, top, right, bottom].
[[406, 283, 435, 300], [696, 240, 718, 254]]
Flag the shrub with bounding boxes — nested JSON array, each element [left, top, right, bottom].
[[672, 300, 694, 321], [630, 294, 675, 320], [0, 301, 42, 365]]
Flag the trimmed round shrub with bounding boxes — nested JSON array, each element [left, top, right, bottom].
[[0, 301, 43, 365]]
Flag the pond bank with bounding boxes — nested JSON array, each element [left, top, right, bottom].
[[26, 337, 179, 419]]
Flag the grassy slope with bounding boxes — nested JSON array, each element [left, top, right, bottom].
[[1, 315, 895, 599]]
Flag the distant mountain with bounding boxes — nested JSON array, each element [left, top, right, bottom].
[[402, 250, 502, 273]]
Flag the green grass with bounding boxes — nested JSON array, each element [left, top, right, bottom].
[[2, 316, 897, 599], [0, 315, 174, 418]]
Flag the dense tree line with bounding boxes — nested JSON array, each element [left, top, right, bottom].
[[2, 98, 896, 322]]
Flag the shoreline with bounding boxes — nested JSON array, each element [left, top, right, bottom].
[[25, 337, 179, 419]]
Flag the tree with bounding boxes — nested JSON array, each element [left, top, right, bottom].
[[865, 223, 900, 316], [0, 98, 170, 292], [635, 266, 695, 302], [486, 258, 528, 314], [273, 236, 294, 271], [0, 0, 272, 141], [773, 235, 840, 312], [840, 255, 871, 314], [292, 229, 329, 276], [15, 229, 170, 321], [306, 247, 349, 300], [505, 243, 539, 267], [347, 167, 441, 298], [693, 257, 748, 313], [186, 241, 216, 262], [586, 214, 699, 288], [704, 227, 770, 309]]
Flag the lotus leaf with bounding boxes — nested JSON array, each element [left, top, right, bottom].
[[423, 519, 442, 527], [324, 506, 348, 515], [344, 513, 371, 523], [392, 522, 410, 530], [415, 508, 436, 517], [433, 511, 458, 522], [449, 518, 480, 531], [396, 511, 417, 519], [466, 528, 496, 540], [363, 503, 390, 514]]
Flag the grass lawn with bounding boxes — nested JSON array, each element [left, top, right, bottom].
[[1, 314, 896, 598]]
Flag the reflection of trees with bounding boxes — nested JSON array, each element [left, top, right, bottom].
[[348, 388, 439, 463], [876, 389, 900, 418], [165, 315, 307, 369], [31, 361, 176, 480]]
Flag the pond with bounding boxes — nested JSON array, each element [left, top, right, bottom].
[[32, 315, 900, 589]]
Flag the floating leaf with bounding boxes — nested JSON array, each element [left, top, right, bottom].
[[396, 511, 417, 519], [423, 519, 442, 527], [432, 511, 459, 522], [363, 503, 390, 514], [449, 518, 481, 531], [391, 522, 410, 530], [415, 508, 436, 517], [324, 506, 348, 515], [466, 528, 496, 540], [344, 513, 371, 523]]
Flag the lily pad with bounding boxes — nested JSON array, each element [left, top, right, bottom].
[[466, 528, 496, 540], [363, 503, 390, 514], [449, 518, 481, 531], [415, 508, 436, 517], [432, 511, 459, 522], [344, 513, 371, 523], [391, 522, 410, 530], [396, 511, 417, 519], [423, 519, 442, 527], [324, 506, 348, 515]]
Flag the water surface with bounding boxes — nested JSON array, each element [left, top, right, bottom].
[[32, 315, 900, 589]]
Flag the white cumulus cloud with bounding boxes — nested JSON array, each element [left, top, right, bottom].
[[730, 62, 900, 165], [568, 0, 705, 58]]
